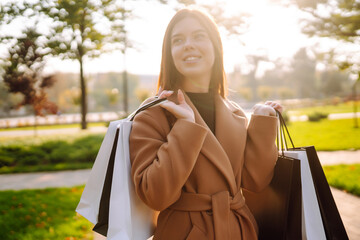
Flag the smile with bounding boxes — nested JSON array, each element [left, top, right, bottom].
[[184, 56, 201, 61]]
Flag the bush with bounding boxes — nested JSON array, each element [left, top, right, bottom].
[[0, 146, 26, 167], [39, 140, 68, 154], [308, 111, 329, 122], [0, 151, 15, 167], [0, 134, 103, 173], [49, 144, 71, 164], [18, 147, 47, 166]]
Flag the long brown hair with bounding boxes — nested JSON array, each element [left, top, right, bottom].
[[157, 8, 227, 97]]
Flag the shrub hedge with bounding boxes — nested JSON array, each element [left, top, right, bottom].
[[307, 111, 329, 122], [0, 135, 103, 172]]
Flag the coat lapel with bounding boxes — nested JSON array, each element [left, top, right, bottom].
[[181, 92, 238, 194], [214, 95, 248, 179]]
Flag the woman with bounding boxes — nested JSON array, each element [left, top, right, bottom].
[[129, 8, 283, 240]]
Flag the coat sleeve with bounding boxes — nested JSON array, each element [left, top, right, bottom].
[[129, 107, 208, 211], [228, 101, 278, 192], [242, 114, 278, 192]]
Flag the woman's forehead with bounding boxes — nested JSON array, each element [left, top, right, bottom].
[[171, 17, 206, 36]]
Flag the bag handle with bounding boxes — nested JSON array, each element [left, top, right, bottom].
[[129, 97, 167, 121], [276, 110, 295, 154]]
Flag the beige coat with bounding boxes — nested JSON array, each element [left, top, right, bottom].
[[129, 93, 278, 240]]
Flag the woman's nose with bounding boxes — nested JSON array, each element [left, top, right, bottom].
[[183, 37, 194, 50]]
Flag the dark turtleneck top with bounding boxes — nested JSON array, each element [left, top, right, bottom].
[[186, 91, 215, 134]]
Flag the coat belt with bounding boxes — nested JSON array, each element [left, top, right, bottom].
[[169, 190, 246, 239]]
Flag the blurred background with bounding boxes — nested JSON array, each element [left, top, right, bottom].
[[0, 0, 359, 239]]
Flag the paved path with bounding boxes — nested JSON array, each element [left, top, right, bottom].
[[1, 151, 359, 239]]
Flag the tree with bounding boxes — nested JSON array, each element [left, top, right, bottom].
[[1, 27, 58, 133], [42, 0, 130, 129], [290, 47, 317, 98], [0, 81, 23, 117], [294, 0, 360, 126], [0, 0, 130, 129]]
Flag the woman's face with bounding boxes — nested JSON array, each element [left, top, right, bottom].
[[170, 17, 215, 82]]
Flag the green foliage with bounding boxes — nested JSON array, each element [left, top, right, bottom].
[[296, 0, 360, 41], [0, 186, 93, 240], [0, 134, 103, 173], [1, 27, 58, 117], [287, 118, 360, 151], [307, 111, 329, 121], [295, 0, 360, 90], [323, 164, 360, 196], [0, 0, 133, 129]]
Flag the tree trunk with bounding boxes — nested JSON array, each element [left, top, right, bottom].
[[79, 55, 87, 130], [353, 78, 359, 128]]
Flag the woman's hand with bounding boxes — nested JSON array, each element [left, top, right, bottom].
[[253, 101, 283, 117], [159, 89, 195, 123]]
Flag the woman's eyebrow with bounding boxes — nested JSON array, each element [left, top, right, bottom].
[[171, 33, 182, 39], [171, 29, 206, 39], [192, 29, 206, 34]]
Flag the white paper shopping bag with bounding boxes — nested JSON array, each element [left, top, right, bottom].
[[76, 119, 123, 224], [76, 97, 165, 240], [107, 121, 156, 240], [284, 150, 326, 240]]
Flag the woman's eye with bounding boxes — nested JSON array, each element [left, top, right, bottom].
[[194, 33, 207, 40], [172, 38, 183, 45]]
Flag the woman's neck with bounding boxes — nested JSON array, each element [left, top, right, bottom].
[[181, 74, 211, 93]]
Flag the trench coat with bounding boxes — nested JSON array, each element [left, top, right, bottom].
[[129, 91, 278, 240]]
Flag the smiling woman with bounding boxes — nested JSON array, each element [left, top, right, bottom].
[[128, 7, 283, 240]]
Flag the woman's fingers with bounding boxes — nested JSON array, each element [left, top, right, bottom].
[[159, 89, 194, 122], [158, 90, 174, 99], [157, 86, 162, 96], [160, 101, 195, 122], [253, 104, 276, 116], [264, 101, 284, 114], [177, 89, 185, 104]]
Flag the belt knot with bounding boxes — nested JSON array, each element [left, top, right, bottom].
[[169, 190, 245, 240]]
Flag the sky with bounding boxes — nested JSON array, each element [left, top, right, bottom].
[[0, 0, 335, 76]]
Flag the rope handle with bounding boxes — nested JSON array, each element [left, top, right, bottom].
[[276, 110, 295, 154], [129, 97, 167, 121]]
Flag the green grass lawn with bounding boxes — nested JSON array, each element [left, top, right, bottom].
[[323, 164, 360, 196], [287, 101, 359, 116], [286, 118, 360, 151], [0, 186, 93, 240]]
